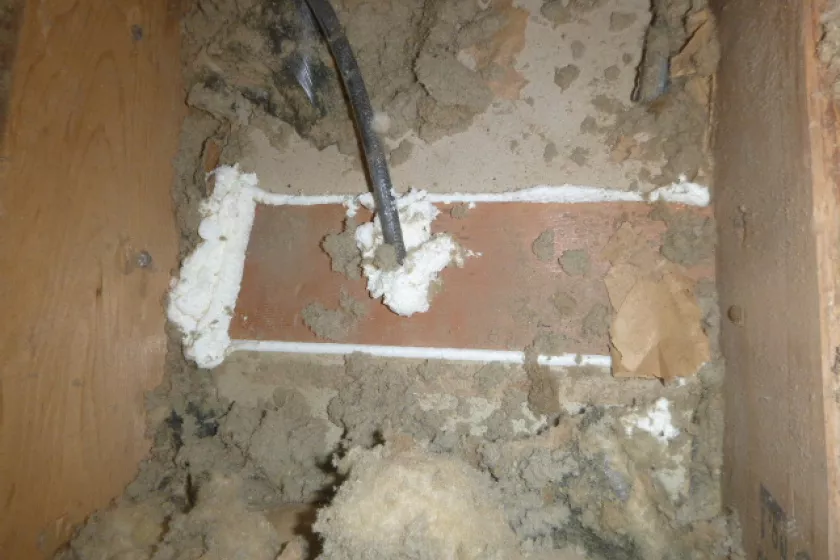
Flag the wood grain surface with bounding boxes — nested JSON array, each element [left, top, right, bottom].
[[232, 202, 714, 354], [713, 0, 840, 557], [0, 1, 24, 148], [0, 0, 183, 557]]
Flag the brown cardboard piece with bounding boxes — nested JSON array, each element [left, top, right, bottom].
[[602, 223, 710, 381]]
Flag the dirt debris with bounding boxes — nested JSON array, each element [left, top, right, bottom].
[[615, 2, 718, 187], [321, 220, 361, 280], [580, 115, 598, 134], [609, 12, 637, 32], [61, 475, 285, 560], [582, 303, 610, 338], [614, 89, 711, 186], [60, 340, 743, 560], [543, 141, 559, 162], [57, 332, 335, 559], [554, 64, 581, 91], [303, 291, 368, 342], [591, 94, 624, 115], [540, 0, 606, 26], [651, 204, 716, 266], [388, 138, 414, 166], [372, 243, 399, 271], [415, 49, 493, 136], [551, 291, 578, 316], [532, 230, 556, 262], [326, 355, 447, 449], [179, 0, 521, 156], [478, 363, 742, 559], [524, 346, 561, 417], [449, 202, 471, 219], [559, 249, 591, 277], [569, 147, 590, 166]]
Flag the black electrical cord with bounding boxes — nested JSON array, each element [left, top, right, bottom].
[[301, 0, 407, 263]]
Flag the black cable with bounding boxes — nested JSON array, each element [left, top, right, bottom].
[[301, 0, 407, 263]]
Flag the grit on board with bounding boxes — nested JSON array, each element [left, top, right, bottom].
[[231, 201, 714, 354]]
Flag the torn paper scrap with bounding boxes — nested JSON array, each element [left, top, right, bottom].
[[603, 222, 710, 381], [606, 262, 709, 381]]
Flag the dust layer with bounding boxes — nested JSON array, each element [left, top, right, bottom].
[[58, 342, 744, 560], [602, 0, 719, 188], [540, 0, 607, 26], [650, 203, 716, 267], [531, 230, 555, 262], [559, 249, 590, 277], [181, 0, 506, 160], [322, 220, 361, 280], [302, 290, 368, 342]]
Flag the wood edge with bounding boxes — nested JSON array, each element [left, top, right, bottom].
[[804, 0, 840, 555], [0, 0, 25, 157]]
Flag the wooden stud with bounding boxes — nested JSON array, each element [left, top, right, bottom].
[[0, 0, 183, 557]]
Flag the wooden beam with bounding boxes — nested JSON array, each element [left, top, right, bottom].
[[0, 0, 183, 557], [0, 1, 25, 148], [713, 0, 840, 557], [804, 0, 840, 554]]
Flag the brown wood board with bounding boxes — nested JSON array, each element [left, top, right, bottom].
[[232, 202, 714, 354], [713, 0, 840, 557], [805, 0, 840, 553], [0, 0, 183, 557], [0, 0, 24, 152]]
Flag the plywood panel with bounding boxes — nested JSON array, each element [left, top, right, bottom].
[[232, 203, 714, 353], [713, 0, 840, 557], [0, 0, 183, 557]]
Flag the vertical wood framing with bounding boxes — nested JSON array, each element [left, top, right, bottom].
[[0, 0, 183, 557], [0, 1, 25, 148], [714, 0, 840, 557]]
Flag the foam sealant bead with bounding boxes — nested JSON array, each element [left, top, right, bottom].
[[354, 189, 473, 317], [167, 165, 259, 369]]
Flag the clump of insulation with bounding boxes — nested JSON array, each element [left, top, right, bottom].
[[314, 443, 521, 560]]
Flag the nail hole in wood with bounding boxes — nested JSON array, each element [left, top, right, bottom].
[[727, 305, 744, 325]]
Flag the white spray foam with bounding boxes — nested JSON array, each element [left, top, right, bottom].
[[355, 190, 469, 316], [646, 177, 710, 206], [167, 165, 259, 369], [229, 340, 612, 367], [254, 180, 712, 208], [622, 398, 680, 444]]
